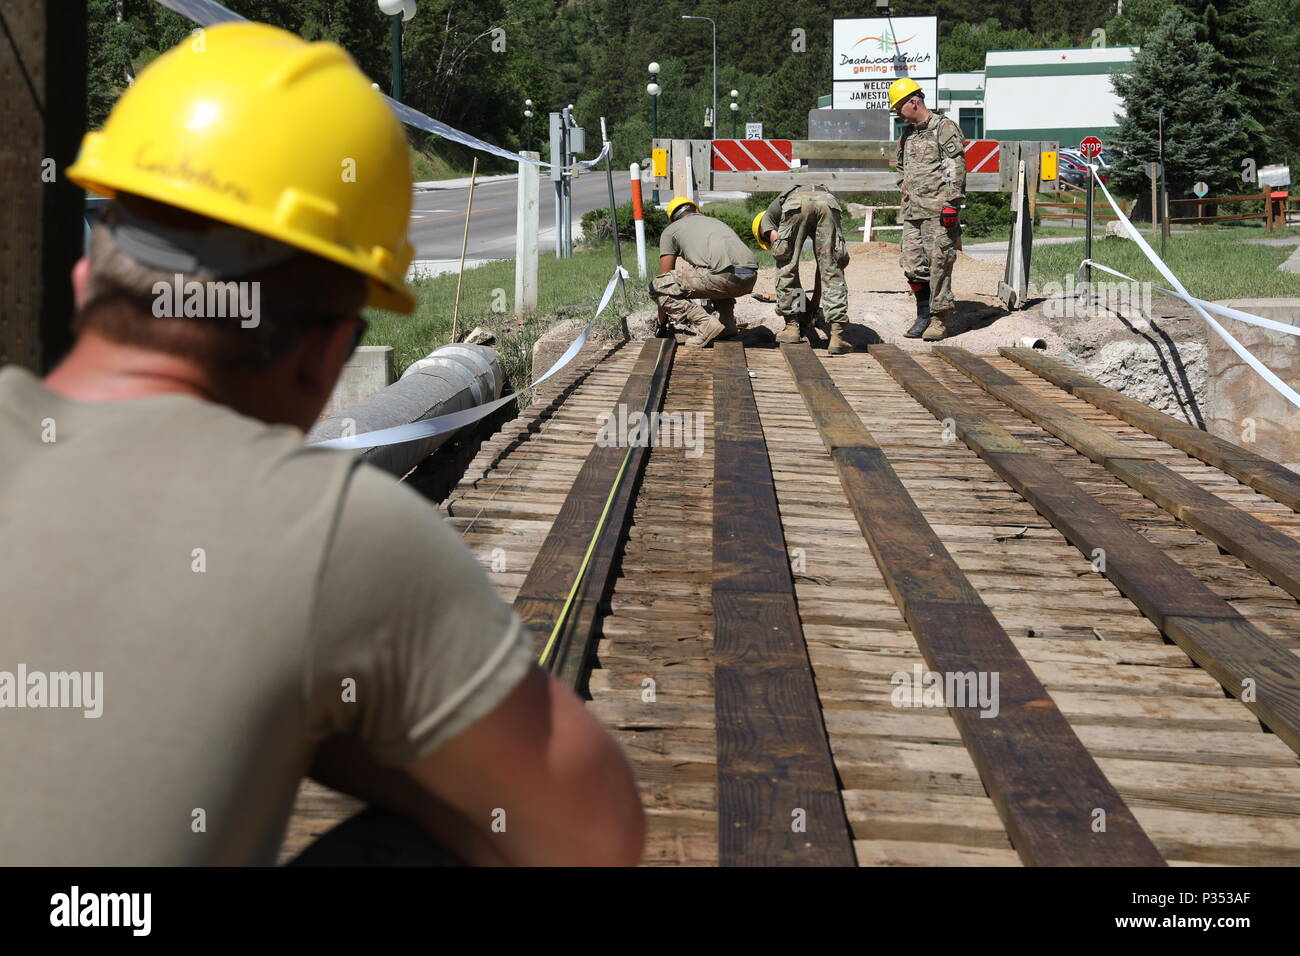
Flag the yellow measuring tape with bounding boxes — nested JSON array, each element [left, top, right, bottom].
[[537, 339, 667, 668]]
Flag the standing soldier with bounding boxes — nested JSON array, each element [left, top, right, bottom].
[[890, 78, 966, 341], [751, 184, 852, 353]]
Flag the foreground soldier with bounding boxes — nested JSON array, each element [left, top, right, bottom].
[[890, 77, 967, 341], [752, 184, 852, 353], [649, 198, 757, 347], [0, 23, 643, 866]]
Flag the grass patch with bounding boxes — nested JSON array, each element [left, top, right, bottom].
[[1030, 226, 1300, 300], [408, 137, 515, 182], [364, 241, 648, 397]]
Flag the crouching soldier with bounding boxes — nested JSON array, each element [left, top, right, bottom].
[[752, 184, 852, 353], [649, 198, 758, 348]]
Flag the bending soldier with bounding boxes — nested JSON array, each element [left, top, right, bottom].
[[752, 184, 852, 354]]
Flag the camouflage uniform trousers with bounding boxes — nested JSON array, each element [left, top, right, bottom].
[[899, 217, 960, 315], [772, 191, 850, 325], [648, 261, 756, 331]]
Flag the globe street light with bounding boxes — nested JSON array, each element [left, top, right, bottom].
[[524, 98, 533, 153], [729, 89, 739, 139], [648, 62, 662, 205], [377, 0, 416, 103]]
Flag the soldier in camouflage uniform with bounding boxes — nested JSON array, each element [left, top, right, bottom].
[[753, 184, 853, 353], [650, 198, 757, 348], [891, 79, 966, 341]]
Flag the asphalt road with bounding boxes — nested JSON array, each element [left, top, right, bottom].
[[408, 170, 635, 262]]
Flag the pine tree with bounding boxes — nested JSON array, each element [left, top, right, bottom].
[[1109, 7, 1253, 205]]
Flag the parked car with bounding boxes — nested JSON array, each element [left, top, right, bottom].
[[1057, 149, 1110, 188]]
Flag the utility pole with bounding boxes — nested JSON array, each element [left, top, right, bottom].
[[682, 15, 716, 143]]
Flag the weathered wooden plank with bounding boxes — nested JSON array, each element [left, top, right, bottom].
[[938, 348, 1300, 601], [781, 343, 1164, 867], [711, 171, 1002, 193], [1001, 347, 1300, 512], [514, 339, 676, 689], [872, 343, 1300, 758], [711, 341, 855, 867]]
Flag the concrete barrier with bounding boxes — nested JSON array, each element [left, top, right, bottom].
[[1207, 299, 1300, 469], [308, 343, 504, 478], [319, 345, 394, 420]]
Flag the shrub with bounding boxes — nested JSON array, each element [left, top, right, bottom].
[[580, 200, 670, 244]]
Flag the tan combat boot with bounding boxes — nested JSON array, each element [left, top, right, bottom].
[[921, 314, 949, 342], [775, 319, 803, 343], [827, 321, 851, 354], [685, 316, 727, 348]]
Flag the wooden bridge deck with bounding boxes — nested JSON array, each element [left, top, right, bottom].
[[281, 338, 1300, 867]]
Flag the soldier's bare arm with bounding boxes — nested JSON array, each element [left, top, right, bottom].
[[660, 253, 676, 273]]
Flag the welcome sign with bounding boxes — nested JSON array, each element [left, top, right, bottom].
[[832, 16, 938, 110]]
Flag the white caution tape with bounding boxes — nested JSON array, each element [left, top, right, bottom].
[[313, 265, 629, 450], [153, 0, 606, 171], [1088, 167, 1300, 410]]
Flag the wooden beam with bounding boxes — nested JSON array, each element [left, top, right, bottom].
[[872, 343, 1300, 759], [1001, 347, 1300, 513], [791, 140, 895, 162], [712, 171, 1003, 193], [938, 348, 1300, 602], [781, 343, 1164, 867], [711, 341, 855, 867], [514, 339, 675, 691], [0, 0, 84, 371]]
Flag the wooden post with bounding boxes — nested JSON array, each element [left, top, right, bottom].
[[1150, 163, 1159, 240], [514, 151, 539, 318], [671, 139, 695, 201], [863, 206, 874, 242], [1, 0, 85, 372], [451, 157, 478, 343]]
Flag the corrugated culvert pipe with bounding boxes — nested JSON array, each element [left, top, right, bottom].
[[307, 343, 505, 477]]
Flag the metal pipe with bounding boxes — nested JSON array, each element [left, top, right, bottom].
[[308, 344, 505, 477]]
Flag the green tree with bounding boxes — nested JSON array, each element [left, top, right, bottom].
[[1109, 6, 1252, 206]]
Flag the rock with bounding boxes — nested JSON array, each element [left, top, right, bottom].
[[625, 307, 661, 341], [463, 326, 495, 346], [1104, 220, 1131, 239], [1083, 338, 1207, 425], [845, 202, 871, 218]]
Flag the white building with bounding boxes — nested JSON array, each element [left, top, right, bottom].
[[982, 47, 1138, 147]]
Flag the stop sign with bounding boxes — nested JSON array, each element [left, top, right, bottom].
[[1079, 136, 1104, 159]]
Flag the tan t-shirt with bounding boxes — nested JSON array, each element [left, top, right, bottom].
[[659, 213, 758, 273], [0, 365, 533, 865]]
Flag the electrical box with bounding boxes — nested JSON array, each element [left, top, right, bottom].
[[569, 126, 586, 156]]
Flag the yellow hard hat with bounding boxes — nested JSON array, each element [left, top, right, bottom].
[[888, 77, 923, 111], [666, 196, 699, 221], [66, 22, 416, 313], [751, 211, 771, 250]]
